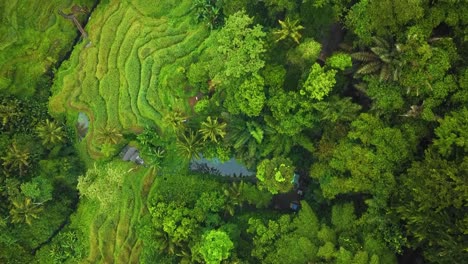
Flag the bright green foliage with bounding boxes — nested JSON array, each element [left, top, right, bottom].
[[317, 241, 335, 260], [301, 63, 337, 101], [274, 18, 305, 44], [312, 113, 412, 198], [224, 74, 266, 117], [162, 110, 188, 133], [248, 202, 319, 264], [287, 39, 322, 68], [433, 108, 468, 157], [197, 230, 234, 264], [266, 90, 316, 135], [317, 224, 336, 244], [35, 119, 66, 146], [76, 162, 127, 211], [215, 11, 266, 80], [10, 197, 43, 225], [346, 0, 425, 42], [256, 157, 295, 194], [20, 177, 53, 203], [150, 201, 199, 245], [99, 143, 118, 158], [326, 53, 352, 70]]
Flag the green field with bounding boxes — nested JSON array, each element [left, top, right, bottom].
[[0, 0, 95, 96], [48, 0, 210, 261], [50, 0, 209, 159]]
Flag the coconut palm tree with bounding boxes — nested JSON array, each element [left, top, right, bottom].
[[95, 126, 123, 145], [222, 181, 244, 216], [1, 142, 30, 176], [351, 37, 403, 81], [10, 197, 43, 225], [176, 129, 202, 161], [162, 110, 187, 133], [273, 18, 305, 44], [36, 119, 66, 146], [199, 116, 227, 143]]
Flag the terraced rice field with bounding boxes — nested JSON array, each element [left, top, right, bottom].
[[50, 0, 210, 158], [83, 166, 156, 263], [0, 0, 95, 96], [49, 0, 210, 261]]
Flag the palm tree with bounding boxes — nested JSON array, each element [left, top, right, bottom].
[[199, 116, 227, 143], [2, 142, 30, 176], [162, 110, 187, 133], [36, 119, 66, 146], [222, 181, 244, 216], [226, 120, 270, 168], [0, 104, 19, 127], [10, 197, 43, 225], [176, 129, 202, 160], [273, 18, 305, 44], [95, 126, 123, 145], [351, 37, 402, 81]]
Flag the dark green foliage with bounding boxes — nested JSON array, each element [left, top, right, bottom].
[[193, 0, 224, 29], [351, 37, 402, 82], [396, 149, 468, 263]]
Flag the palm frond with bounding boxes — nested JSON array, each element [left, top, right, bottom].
[[356, 61, 381, 75], [351, 52, 378, 62], [372, 36, 390, 50]]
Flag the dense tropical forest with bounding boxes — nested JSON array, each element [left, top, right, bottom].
[[1, 0, 467, 263]]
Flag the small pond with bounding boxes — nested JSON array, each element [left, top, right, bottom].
[[190, 155, 254, 177], [77, 112, 89, 139]]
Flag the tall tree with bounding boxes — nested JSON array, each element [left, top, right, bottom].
[[35, 119, 66, 146], [2, 142, 30, 176], [256, 157, 295, 194], [9, 197, 43, 225], [273, 18, 305, 44], [199, 116, 227, 143], [195, 230, 234, 264], [95, 126, 123, 145], [176, 129, 203, 161]]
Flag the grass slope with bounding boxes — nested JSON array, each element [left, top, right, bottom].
[[50, 0, 210, 262], [0, 0, 95, 96], [71, 165, 156, 263], [50, 0, 210, 159]]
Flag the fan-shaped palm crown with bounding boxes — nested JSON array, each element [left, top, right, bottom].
[[273, 18, 305, 44], [199, 116, 227, 143], [351, 37, 402, 81]]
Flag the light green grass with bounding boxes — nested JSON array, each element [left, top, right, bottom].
[[50, 0, 213, 261], [50, 0, 211, 159], [0, 0, 96, 96]]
